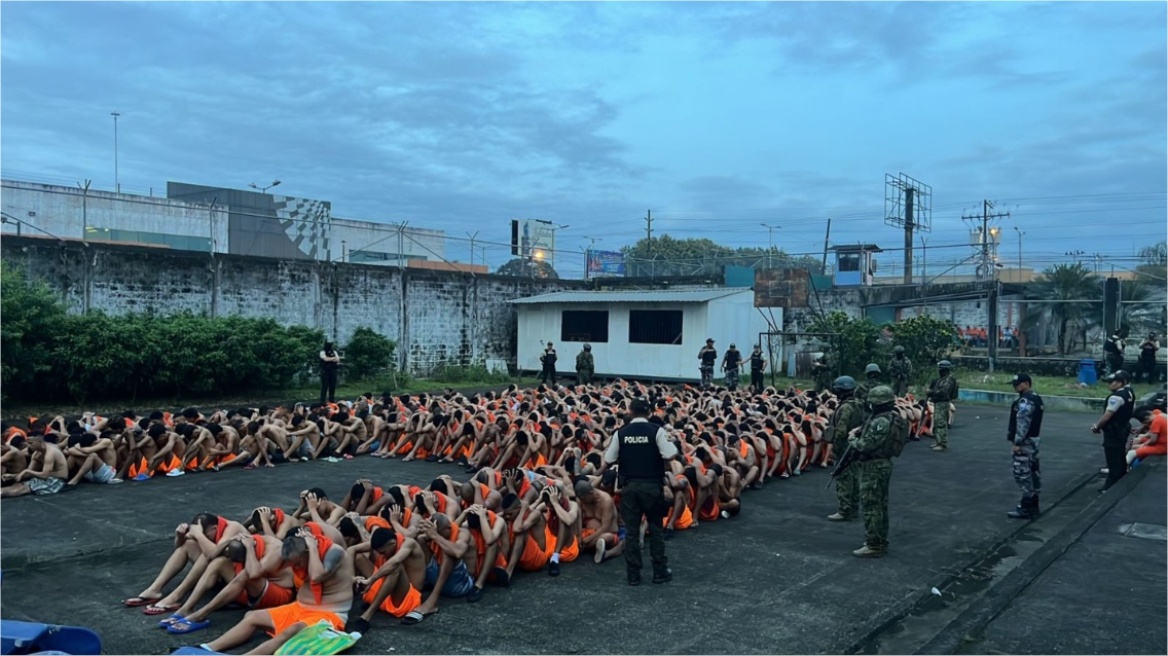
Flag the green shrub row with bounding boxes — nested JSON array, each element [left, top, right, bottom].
[[1, 263, 396, 404]]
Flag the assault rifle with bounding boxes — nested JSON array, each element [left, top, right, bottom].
[[825, 413, 874, 489]]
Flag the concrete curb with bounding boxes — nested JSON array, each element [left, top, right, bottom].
[[912, 459, 1158, 655], [960, 388, 1105, 411], [843, 468, 1099, 655]]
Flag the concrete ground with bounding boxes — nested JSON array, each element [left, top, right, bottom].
[[0, 404, 1119, 655], [971, 461, 1167, 655]]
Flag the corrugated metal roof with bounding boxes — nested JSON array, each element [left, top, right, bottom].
[[511, 287, 752, 305]]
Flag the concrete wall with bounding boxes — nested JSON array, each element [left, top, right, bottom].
[[332, 216, 446, 266], [0, 236, 581, 374], [2, 180, 230, 252]]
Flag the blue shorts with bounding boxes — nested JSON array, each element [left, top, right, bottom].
[[425, 559, 474, 598]]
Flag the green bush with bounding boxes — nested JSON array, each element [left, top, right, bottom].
[[888, 315, 960, 385], [1, 263, 325, 403], [343, 327, 397, 381], [806, 311, 885, 377]]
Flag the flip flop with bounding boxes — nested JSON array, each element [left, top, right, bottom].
[[144, 602, 180, 615], [123, 596, 159, 607], [158, 613, 185, 628], [401, 610, 435, 625], [167, 618, 212, 635]]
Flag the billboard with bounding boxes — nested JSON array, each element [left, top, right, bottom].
[[586, 250, 626, 277], [510, 219, 557, 264], [754, 267, 811, 308]]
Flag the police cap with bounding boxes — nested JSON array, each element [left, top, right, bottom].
[[1010, 373, 1032, 386], [630, 398, 652, 415]]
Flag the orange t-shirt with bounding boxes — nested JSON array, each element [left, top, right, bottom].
[[1148, 411, 1166, 444]]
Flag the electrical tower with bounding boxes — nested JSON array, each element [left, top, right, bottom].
[[963, 200, 1011, 280], [884, 173, 932, 284]]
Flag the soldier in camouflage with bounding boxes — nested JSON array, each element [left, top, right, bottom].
[[576, 343, 595, 385], [928, 360, 958, 451], [855, 363, 882, 402], [827, 376, 867, 522], [888, 346, 913, 397], [848, 385, 898, 557], [812, 353, 833, 393]]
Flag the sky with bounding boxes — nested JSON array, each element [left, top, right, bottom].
[[2, 1, 1166, 279]]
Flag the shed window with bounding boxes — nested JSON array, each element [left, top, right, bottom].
[[629, 310, 683, 345], [561, 310, 609, 343], [838, 253, 860, 272]]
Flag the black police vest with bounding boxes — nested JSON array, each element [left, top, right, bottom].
[[725, 350, 741, 367], [1105, 388, 1134, 437], [616, 421, 665, 482], [1008, 391, 1044, 439], [543, 351, 557, 367], [750, 354, 764, 372], [321, 351, 338, 371], [700, 350, 717, 366]]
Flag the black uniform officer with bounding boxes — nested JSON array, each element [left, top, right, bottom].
[[603, 398, 679, 586], [1092, 370, 1135, 492]]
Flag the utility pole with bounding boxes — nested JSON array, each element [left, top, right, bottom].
[[821, 218, 831, 275], [920, 235, 928, 284], [645, 209, 653, 278], [963, 199, 1010, 280], [79, 179, 92, 241], [466, 231, 479, 266], [111, 112, 121, 193], [583, 236, 600, 281], [1013, 227, 1025, 281]]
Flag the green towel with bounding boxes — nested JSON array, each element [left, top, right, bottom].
[[274, 620, 360, 655]]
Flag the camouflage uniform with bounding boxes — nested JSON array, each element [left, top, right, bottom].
[[929, 371, 958, 450], [849, 388, 897, 555], [888, 354, 913, 397], [576, 349, 595, 385], [812, 355, 833, 392], [1008, 389, 1043, 518], [829, 397, 867, 519]]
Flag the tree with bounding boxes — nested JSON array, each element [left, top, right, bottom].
[[496, 258, 559, 279], [621, 235, 821, 277], [1136, 240, 1167, 283], [1027, 263, 1100, 355], [1, 262, 66, 403], [344, 327, 396, 381], [806, 311, 884, 377], [889, 315, 959, 383]]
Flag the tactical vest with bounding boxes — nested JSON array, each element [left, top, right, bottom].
[[1008, 390, 1044, 439], [1104, 387, 1134, 441], [616, 421, 665, 482]]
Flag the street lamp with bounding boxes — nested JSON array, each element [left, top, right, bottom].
[[249, 180, 282, 193], [1013, 226, 1025, 275], [111, 111, 121, 193]]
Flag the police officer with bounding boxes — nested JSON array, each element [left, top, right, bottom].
[[888, 346, 913, 397], [1006, 373, 1044, 519], [928, 360, 958, 452], [827, 376, 866, 522], [855, 363, 882, 402], [697, 339, 718, 388], [603, 398, 679, 585], [319, 341, 342, 405], [848, 385, 898, 558], [749, 345, 767, 393], [1092, 370, 1135, 492], [722, 343, 743, 391], [1104, 328, 1127, 376], [539, 342, 558, 386], [576, 343, 595, 385]]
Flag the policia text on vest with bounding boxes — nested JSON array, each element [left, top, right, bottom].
[[603, 402, 678, 585]]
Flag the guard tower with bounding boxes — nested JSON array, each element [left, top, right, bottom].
[[830, 244, 882, 287]]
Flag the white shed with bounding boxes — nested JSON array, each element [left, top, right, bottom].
[[512, 287, 777, 382]]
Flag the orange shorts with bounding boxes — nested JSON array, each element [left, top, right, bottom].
[[264, 601, 344, 637], [518, 528, 556, 571], [558, 534, 579, 563], [1136, 442, 1167, 458], [364, 581, 421, 618], [236, 580, 295, 609]]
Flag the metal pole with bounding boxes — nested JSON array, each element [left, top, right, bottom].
[[79, 179, 92, 241], [111, 112, 120, 193], [467, 231, 479, 266]]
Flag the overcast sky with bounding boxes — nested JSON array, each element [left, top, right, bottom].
[[2, 1, 1165, 278]]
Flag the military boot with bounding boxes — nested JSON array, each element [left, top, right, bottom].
[[1007, 496, 1039, 520]]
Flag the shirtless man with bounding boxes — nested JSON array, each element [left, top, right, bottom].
[[123, 512, 250, 613], [164, 533, 295, 636], [202, 525, 355, 655], [501, 492, 557, 579], [411, 513, 474, 622], [1, 435, 68, 498], [575, 479, 625, 563], [64, 431, 122, 486], [293, 489, 347, 526], [458, 504, 509, 601], [348, 527, 429, 632]]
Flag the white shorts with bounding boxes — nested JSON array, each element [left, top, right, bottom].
[[84, 462, 117, 484]]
